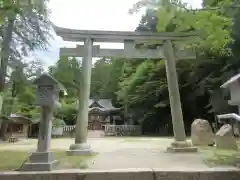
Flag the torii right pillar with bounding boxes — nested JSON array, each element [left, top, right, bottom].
[[163, 40, 197, 152]]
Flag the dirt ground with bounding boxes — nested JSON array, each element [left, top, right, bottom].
[[0, 137, 239, 170]]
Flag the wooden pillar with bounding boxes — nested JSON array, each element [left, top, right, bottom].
[[28, 124, 32, 138]]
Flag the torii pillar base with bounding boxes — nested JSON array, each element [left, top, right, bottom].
[[166, 141, 198, 153], [67, 143, 93, 156]]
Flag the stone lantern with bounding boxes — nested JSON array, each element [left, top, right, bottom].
[[21, 73, 67, 171], [217, 73, 240, 136], [34, 73, 67, 107], [221, 73, 240, 106]]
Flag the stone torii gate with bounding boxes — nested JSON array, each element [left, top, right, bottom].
[[54, 26, 198, 154]]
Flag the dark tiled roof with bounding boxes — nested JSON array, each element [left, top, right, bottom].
[[221, 73, 240, 88], [88, 99, 120, 112]]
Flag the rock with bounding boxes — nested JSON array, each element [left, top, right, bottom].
[[215, 124, 238, 150], [191, 119, 214, 146]]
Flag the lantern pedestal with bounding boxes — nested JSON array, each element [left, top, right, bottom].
[[20, 152, 59, 171]]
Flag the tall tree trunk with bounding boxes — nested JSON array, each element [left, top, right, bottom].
[[0, 17, 16, 140]]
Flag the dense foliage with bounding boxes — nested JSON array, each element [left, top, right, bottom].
[[120, 0, 240, 134]]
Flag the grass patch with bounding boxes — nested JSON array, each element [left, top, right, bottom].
[[207, 150, 240, 167], [0, 151, 28, 171], [0, 150, 96, 171], [200, 147, 240, 167]]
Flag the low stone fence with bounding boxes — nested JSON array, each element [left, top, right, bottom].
[[56, 125, 76, 138], [52, 127, 64, 137], [63, 125, 76, 132], [53, 125, 141, 137], [51, 126, 76, 138], [104, 125, 141, 136], [0, 168, 239, 180]]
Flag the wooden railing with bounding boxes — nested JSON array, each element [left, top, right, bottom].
[[104, 125, 141, 136]]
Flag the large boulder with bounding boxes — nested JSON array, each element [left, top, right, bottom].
[[215, 124, 238, 150], [191, 119, 214, 146]]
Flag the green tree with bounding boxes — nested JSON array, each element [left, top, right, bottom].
[[0, 0, 47, 24], [0, 0, 50, 139], [0, 0, 51, 128], [130, 0, 238, 54], [114, 0, 240, 134], [91, 58, 112, 98], [0, 59, 39, 139], [48, 56, 82, 124], [49, 56, 82, 98]]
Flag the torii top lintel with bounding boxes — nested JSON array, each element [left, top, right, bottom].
[[54, 26, 198, 42]]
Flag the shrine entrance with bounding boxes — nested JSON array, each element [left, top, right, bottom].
[[54, 26, 198, 154], [80, 98, 122, 131], [88, 119, 102, 130]]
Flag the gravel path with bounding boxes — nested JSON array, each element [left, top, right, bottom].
[[86, 138, 211, 170], [0, 137, 238, 170]]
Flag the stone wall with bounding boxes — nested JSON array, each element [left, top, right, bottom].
[[60, 125, 142, 137], [61, 125, 76, 137], [0, 169, 240, 180]]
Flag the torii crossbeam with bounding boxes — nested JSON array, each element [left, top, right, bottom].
[[54, 26, 198, 42], [60, 44, 196, 60], [54, 25, 198, 154]]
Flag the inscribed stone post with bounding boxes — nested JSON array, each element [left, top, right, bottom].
[[191, 119, 214, 146], [215, 124, 238, 150]]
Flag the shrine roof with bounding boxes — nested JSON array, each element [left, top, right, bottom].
[[88, 107, 120, 113], [4, 113, 32, 124], [221, 73, 240, 88], [75, 99, 121, 112], [88, 99, 121, 112]]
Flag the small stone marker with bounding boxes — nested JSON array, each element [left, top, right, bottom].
[[215, 124, 238, 150], [21, 73, 66, 171], [191, 119, 214, 146]]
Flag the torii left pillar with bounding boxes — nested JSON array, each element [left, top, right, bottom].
[[68, 38, 93, 155], [163, 40, 197, 153]]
